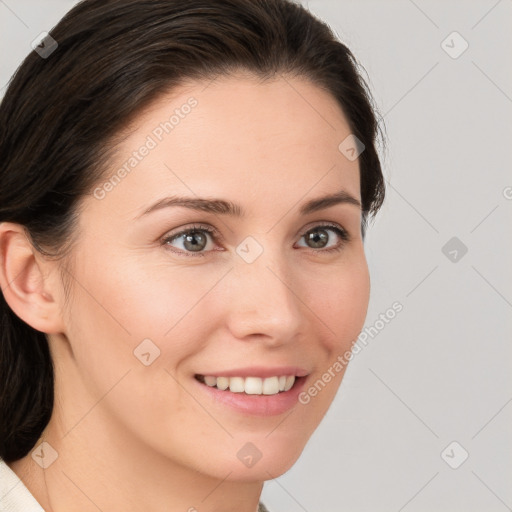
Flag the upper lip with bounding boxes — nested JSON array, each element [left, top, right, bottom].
[[195, 366, 310, 378]]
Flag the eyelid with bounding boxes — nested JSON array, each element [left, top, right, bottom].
[[301, 220, 350, 239], [163, 223, 223, 242]]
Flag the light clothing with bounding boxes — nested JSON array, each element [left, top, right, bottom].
[[0, 457, 44, 511]]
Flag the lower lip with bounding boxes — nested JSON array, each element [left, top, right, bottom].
[[193, 376, 308, 416]]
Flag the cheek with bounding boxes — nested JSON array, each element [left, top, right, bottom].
[[69, 250, 221, 348], [59, 255, 205, 448], [307, 252, 370, 353], [60, 252, 227, 434]]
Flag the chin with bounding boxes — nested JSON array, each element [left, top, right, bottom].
[[225, 454, 302, 483], [212, 433, 310, 483]]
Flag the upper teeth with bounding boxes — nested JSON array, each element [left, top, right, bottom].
[[202, 375, 295, 395]]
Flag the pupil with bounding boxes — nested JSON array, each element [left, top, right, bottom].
[[184, 231, 206, 252], [308, 229, 327, 248]]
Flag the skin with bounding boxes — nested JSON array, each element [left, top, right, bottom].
[[0, 72, 370, 512]]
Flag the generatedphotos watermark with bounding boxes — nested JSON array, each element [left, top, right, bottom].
[[298, 301, 403, 405], [93, 97, 198, 200]]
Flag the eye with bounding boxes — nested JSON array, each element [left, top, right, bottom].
[[161, 222, 350, 257], [162, 224, 219, 257], [296, 223, 350, 253]]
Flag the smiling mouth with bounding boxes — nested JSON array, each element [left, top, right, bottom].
[[194, 374, 300, 395]]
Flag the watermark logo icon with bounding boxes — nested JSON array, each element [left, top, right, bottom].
[[441, 31, 469, 59], [338, 134, 365, 161], [236, 236, 264, 264], [31, 32, 58, 59], [442, 237, 468, 263], [441, 441, 469, 469], [133, 338, 161, 366], [237, 442, 263, 468], [31, 441, 59, 469]]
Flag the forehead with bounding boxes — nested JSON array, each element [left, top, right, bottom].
[[94, 72, 361, 218]]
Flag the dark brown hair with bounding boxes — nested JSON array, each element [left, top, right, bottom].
[[0, 0, 385, 463]]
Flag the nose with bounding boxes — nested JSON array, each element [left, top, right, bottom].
[[225, 253, 304, 346]]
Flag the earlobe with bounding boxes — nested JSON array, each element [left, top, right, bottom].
[[0, 222, 65, 334]]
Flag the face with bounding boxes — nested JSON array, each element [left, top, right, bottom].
[[51, 72, 370, 481]]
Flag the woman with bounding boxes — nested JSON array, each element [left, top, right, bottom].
[[0, 0, 385, 510]]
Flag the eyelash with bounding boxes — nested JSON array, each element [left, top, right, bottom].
[[161, 222, 351, 258]]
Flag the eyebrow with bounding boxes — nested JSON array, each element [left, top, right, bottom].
[[136, 190, 361, 219]]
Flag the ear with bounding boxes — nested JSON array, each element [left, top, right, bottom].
[[0, 222, 66, 334]]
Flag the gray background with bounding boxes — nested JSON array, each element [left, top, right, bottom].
[[1, 1, 511, 511]]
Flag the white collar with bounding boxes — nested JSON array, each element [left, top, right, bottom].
[[0, 457, 45, 512]]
